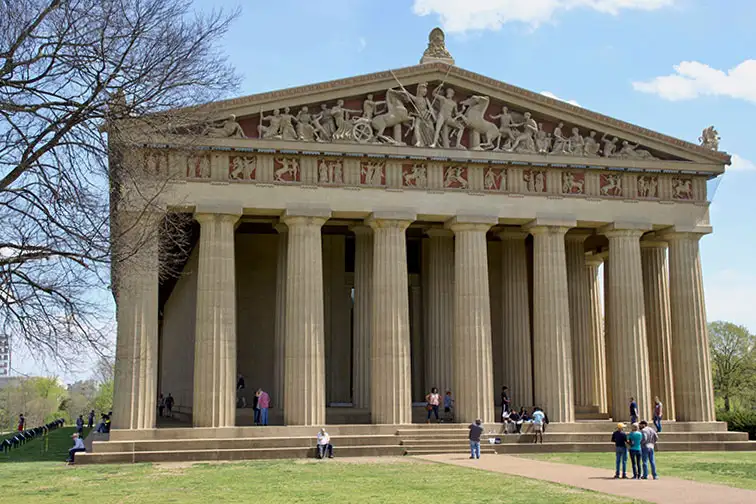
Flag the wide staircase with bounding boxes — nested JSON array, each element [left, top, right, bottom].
[[77, 421, 755, 464]]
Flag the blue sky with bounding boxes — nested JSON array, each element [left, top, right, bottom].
[[14, 0, 756, 380]]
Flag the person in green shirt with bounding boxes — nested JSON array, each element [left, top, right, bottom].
[[627, 423, 643, 480]]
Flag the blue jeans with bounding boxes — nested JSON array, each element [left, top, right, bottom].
[[642, 446, 657, 478], [469, 440, 480, 458], [254, 408, 260, 424], [259, 408, 269, 426], [630, 414, 638, 424], [615, 446, 627, 476], [317, 444, 333, 458], [653, 416, 662, 432], [630, 450, 641, 478], [427, 405, 439, 420]]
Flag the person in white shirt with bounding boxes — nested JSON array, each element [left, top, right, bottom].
[[316, 428, 333, 459], [66, 433, 86, 464]]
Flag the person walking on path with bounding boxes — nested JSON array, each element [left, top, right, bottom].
[[531, 407, 545, 444], [629, 397, 639, 424], [611, 423, 628, 479], [653, 397, 663, 432], [640, 420, 659, 480], [256, 389, 270, 426], [500, 386, 511, 422], [66, 433, 86, 464], [426, 387, 441, 423], [443, 390, 454, 422], [627, 423, 643, 479], [87, 410, 95, 429], [468, 419, 484, 459]]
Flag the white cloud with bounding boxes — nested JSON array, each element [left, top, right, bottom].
[[729, 154, 756, 172], [358, 37, 367, 52], [632, 60, 756, 103], [540, 91, 581, 107], [412, 0, 674, 33]]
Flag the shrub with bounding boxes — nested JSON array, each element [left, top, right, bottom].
[[717, 409, 756, 440]]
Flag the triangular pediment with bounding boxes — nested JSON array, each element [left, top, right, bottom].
[[179, 63, 730, 167]]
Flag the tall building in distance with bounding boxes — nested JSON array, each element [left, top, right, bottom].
[[0, 334, 10, 376]]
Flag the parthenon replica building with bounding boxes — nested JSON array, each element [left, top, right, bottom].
[[110, 28, 728, 432]]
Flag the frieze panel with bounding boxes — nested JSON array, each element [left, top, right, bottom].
[[186, 154, 211, 180], [273, 157, 300, 183], [561, 171, 585, 195], [637, 175, 658, 199], [484, 166, 506, 192], [317, 159, 344, 185], [671, 176, 693, 200], [600, 173, 622, 197], [523, 169, 547, 193], [360, 160, 385, 186], [229, 155, 256, 181], [443, 165, 469, 189], [402, 163, 427, 188]]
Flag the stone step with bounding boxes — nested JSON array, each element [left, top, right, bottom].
[[491, 441, 756, 454], [404, 448, 497, 456]]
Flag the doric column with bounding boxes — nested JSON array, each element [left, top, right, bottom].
[[282, 208, 330, 426], [528, 221, 575, 423], [603, 224, 652, 423], [602, 250, 614, 415], [112, 212, 160, 430], [640, 241, 676, 421], [351, 226, 373, 409], [423, 229, 454, 397], [499, 230, 533, 408], [585, 254, 608, 414], [193, 210, 241, 428], [369, 211, 414, 425], [273, 224, 288, 410], [449, 216, 496, 423], [565, 232, 595, 409], [664, 231, 715, 422]]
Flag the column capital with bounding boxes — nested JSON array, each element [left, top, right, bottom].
[[446, 216, 495, 233], [350, 224, 373, 236], [366, 210, 415, 231], [585, 252, 604, 267], [498, 228, 528, 241], [524, 215, 577, 230], [195, 202, 243, 217], [195, 212, 241, 226], [526, 224, 570, 236], [565, 230, 593, 243], [425, 227, 454, 238], [640, 239, 668, 250], [660, 230, 708, 242], [599, 221, 651, 237]]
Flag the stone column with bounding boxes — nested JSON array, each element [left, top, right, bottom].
[[664, 231, 715, 422], [601, 250, 614, 415], [282, 209, 330, 426], [499, 230, 533, 408], [193, 211, 241, 428], [640, 241, 676, 421], [603, 224, 652, 423], [369, 211, 414, 425], [585, 254, 608, 414], [449, 216, 496, 423], [528, 221, 575, 423], [351, 226, 373, 409], [423, 229, 454, 396], [566, 232, 595, 409], [273, 224, 288, 411], [112, 212, 159, 430]]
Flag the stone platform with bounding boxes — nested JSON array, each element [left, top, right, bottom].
[[76, 421, 755, 464]]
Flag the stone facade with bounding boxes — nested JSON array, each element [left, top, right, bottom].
[[112, 36, 727, 430]]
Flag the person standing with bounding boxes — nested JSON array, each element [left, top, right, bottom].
[[627, 423, 643, 479], [468, 419, 484, 459], [158, 393, 165, 417], [531, 407, 545, 444], [443, 390, 454, 422], [164, 393, 174, 418], [237, 373, 247, 408], [76, 415, 84, 435], [611, 423, 628, 479], [640, 420, 659, 480], [256, 389, 270, 426], [500, 386, 510, 421], [316, 428, 334, 459], [629, 397, 639, 424], [653, 397, 663, 432], [87, 410, 95, 429], [66, 433, 86, 464], [425, 387, 441, 423], [17, 413, 25, 431]]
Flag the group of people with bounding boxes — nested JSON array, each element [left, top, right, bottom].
[[237, 374, 271, 426], [424, 388, 454, 423], [157, 393, 175, 418], [612, 420, 659, 480]]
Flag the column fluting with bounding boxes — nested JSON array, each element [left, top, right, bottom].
[[604, 227, 652, 423], [530, 225, 575, 422], [498, 230, 533, 408], [273, 224, 288, 411], [664, 232, 715, 422], [369, 215, 413, 425], [423, 229, 454, 397], [566, 232, 595, 409], [351, 226, 373, 409], [193, 212, 240, 428], [640, 241, 676, 421], [450, 218, 495, 423], [585, 254, 608, 414]]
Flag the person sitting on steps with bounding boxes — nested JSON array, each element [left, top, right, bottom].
[[316, 428, 333, 459]]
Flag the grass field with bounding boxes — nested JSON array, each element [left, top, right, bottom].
[[520, 452, 756, 491], [1, 427, 91, 463]]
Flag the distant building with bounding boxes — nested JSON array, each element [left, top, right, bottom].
[[0, 334, 9, 377]]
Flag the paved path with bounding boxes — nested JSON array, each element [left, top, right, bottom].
[[417, 454, 756, 504]]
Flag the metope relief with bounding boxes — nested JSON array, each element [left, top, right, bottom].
[[443, 166, 469, 189], [402, 163, 427, 188], [561, 171, 585, 195], [144, 150, 168, 177], [229, 156, 256, 181], [600, 173, 622, 197], [186, 154, 211, 179], [360, 161, 385, 186], [484, 167, 506, 192], [317, 159, 344, 185], [273, 157, 300, 183], [671, 177, 693, 200], [637, 175, 658, 198], [523, 169, 546, 193]]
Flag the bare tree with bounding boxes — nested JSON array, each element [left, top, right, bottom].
[[0, 0, 240, 368]]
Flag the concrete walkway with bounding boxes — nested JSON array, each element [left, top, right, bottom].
[[417, 454, 756, 504]]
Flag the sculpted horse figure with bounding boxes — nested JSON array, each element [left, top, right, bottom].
[[459, 95, 500, 150], [371, 88, 411, 141]]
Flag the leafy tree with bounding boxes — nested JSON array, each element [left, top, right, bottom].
[[709, 321, 756, 411]]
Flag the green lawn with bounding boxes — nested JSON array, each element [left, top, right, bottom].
[[1, 427, 90, 463], [520, 452, 756, 491]]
